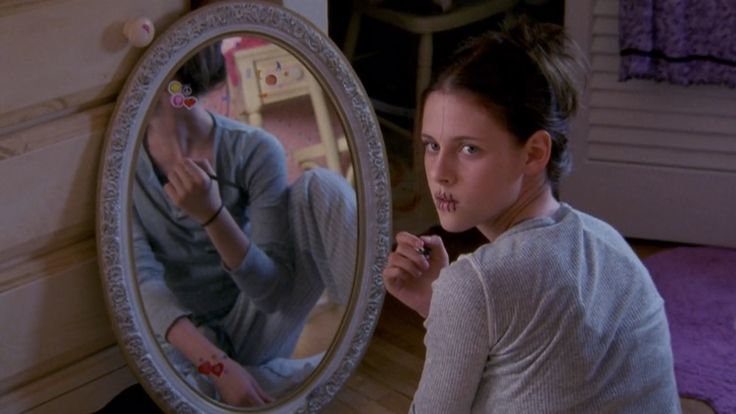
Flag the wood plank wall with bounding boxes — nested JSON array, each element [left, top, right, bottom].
[[0, 1, 188, 412]]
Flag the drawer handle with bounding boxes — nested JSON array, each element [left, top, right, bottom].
[[123, 17, 155, 47]]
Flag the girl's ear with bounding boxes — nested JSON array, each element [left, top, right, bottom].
[[523, 129, 552, 175]]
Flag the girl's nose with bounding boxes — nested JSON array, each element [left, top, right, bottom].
[[427, 151, 454, 185]]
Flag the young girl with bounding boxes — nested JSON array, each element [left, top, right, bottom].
[[382, 18, 681, 413], [133, 41, 356, 407]]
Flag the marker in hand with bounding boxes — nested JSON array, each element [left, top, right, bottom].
[[207, 173, 244, 191], [416, 245, 431, 259]]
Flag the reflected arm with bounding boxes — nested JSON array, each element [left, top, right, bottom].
[[166, 317, 274, 406], [132, 209, 192, 337], [200, 204, 252, 270], [216, 124, 294, 309]]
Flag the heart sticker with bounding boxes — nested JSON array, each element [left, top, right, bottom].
[[183, 96, 198, 109]]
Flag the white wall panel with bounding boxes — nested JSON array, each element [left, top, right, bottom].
[[562, 0, 736, 247]]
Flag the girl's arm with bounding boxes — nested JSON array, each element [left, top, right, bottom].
[[199, 204, 250, 269], [166, 317, 273, 407], [411, 258, 490, 412], [163, 158, 250, 269], [132, 206, 192, 337], [164, 154, 290, 308], [382, 232, 449, 317]]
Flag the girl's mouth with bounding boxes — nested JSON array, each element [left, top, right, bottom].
[[435, 192, 457, 212]]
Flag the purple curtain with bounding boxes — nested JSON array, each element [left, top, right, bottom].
[[619, 0, 736, 88]]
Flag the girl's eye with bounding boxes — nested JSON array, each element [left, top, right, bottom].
[[423, 141, 440, 152], [461, 145, 479, 155]]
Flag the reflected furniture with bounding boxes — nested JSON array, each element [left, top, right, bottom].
[[229, 41, 353, 184]]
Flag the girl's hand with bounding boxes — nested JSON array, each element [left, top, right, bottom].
[[382, 231, 449, 318], [164, 158, 222, 224], [212, 358, 274, 407]]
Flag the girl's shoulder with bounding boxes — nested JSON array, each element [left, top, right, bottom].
[[211, 111, 255, 133], [211, 112, 285, 154], [465, 203, 634, 278], [210, 113, 288, 186], [433, 254, 492, 321]]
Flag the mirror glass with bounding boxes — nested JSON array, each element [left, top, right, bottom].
[[97, 3, 390, 413], [131, 34, 354, 406]]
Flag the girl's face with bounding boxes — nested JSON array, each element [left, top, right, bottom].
[[421, 90, 528, 235]]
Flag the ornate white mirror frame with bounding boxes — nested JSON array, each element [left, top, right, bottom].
[[96, 1, 390, 412]]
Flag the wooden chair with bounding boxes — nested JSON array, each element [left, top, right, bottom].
[[342, 0, 520, 231], [343, 0, 521, 105]]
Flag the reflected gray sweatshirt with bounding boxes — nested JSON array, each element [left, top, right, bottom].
[[132, 113, 292, 341]]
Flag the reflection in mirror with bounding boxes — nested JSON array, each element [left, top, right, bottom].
[[98, 3, 389, 412], [131, 35, 356, 408]]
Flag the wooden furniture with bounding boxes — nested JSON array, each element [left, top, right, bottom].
[[0, 2, 189, 412], [231, 42, 353, 184]]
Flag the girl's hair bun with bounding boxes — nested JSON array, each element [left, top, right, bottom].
[[501, 15, 589, 119]]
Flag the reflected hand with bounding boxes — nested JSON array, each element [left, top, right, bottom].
[[163, 158, 222, 224], [382, 232, 449, 318], [213, 358, 274, 407]]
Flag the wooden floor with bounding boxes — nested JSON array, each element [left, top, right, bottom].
[[322, 238, 717, 414], [99, 238, 716, 413]]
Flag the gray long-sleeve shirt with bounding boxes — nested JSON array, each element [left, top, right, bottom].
[[132, 113, 293, 341], [412, 203, 680, 413]]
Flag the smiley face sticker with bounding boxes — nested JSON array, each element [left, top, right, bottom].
[[168, 80, 183, 94]]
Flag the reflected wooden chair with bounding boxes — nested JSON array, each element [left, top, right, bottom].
[[230, 42, 353, 185]]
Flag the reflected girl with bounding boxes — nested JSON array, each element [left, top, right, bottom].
[[131, 41, 356, 407]]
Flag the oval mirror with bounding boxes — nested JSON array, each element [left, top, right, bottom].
[[97, 2, 390, 412]]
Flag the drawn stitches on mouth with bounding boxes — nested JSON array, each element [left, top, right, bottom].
[[435, 191, 457, 212]]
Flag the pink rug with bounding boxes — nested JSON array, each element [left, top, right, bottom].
[[644, 246, 736, 414]]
